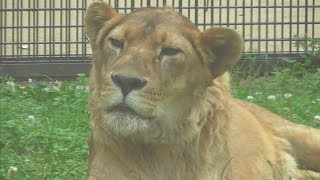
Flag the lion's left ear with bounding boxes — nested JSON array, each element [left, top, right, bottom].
[[85, 2, 119, 50], [200, 27, 243, 77]]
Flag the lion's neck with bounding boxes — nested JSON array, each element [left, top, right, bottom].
[[91, 113, 230, 179]]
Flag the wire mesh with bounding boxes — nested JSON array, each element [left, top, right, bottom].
[[0, 0, 319, 77]]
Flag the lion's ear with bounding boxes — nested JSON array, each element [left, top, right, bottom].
[[85, 2, 119, 49], [200, 27, 243, 77]]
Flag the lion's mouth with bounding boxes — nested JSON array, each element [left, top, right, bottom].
[[109, 103, 140, 118]]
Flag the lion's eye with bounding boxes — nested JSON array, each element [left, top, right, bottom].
[[109, 38, 124, 49], [160, 47, 181, 57]]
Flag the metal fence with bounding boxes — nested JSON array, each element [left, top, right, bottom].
[[1, 0, 319, 79]]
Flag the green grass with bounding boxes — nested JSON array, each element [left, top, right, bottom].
[[231, 64, 320, 127], [0, 75, 89, 179], [1, 67, 319, 179]]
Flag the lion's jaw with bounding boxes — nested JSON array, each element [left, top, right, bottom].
[[101, 89, 160, 140]]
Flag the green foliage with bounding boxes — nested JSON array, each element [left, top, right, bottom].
[[294, 35, 320, 58]]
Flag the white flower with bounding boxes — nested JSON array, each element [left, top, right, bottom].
[[28, 79, 33, 83], [247, 96, 254, 100], [23, 92, 27, 95], [9, 166, 18, 172], [42, 87, 50, 92], [52, 86, 60, 92], [27, 115, 35, 121], [283, 107, 290, 112], [255, 92, 262, 95], [284, 93, 293, 99], [55, 80, 62, 87], [6, 81, 15, 90], [267, 95, 276, 100], [76, 86, 85, 90], [76, 85, 89, 92], [314, 115, 320, 121]]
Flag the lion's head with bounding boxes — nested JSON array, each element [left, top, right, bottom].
[[85, 2, 243, 143]]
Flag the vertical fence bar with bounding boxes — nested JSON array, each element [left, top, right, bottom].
[[178, 0, 182, 13], [195, 0, 198, 26], [50, 0, 53, 62], [265, 0, 269, 53], [297, 0, 300, 52], [312, 0, 315, 52], [65, 0, 68, 60], [68, 0, 71, 61], [0, 0, 2, 59], [249, 0, 253, 52], [210, 0, 213, 27], [115, 0, 119, 9], [83, 0, 87, 58], [0, 1, 8, 57], [76, 0, 80, 59], [32, 0, 36, 62], [281, 0, 284, 53], [0, 0, 3, 60], [242, 0, 245, 52], [60, 0, 63, 58], [36, 0, 39, 60], [16, 0, 19, 60], [44, 0, 47, 59], [203, 0, 206, 30], [257, 1, 261, 54], [131, 0, 135, 10], [187, 0, 190, 19], [304, 0, 308, 54], [16, 0, 18, 58], [12, 0, 15, 61], [234, 0, 238, 29], [64, 0, 67, 60], [289, 0, 293, 54], [218, 0, 221, 26], [226, 0, 229, 27], [273, 0, 276, 54], [19, 0, 22, 59]]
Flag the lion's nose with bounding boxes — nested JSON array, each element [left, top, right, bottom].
[[111, 74, 147, 96]]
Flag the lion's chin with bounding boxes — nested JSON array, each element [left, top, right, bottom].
[[109, 104, 141, 121], [103, 105, 152, 138]]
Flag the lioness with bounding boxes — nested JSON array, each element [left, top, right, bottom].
[[85, 2, 320, 179]]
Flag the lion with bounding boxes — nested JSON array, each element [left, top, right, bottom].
[[85, 2, 320, 179]]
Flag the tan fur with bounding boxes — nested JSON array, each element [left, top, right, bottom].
[[85, 2, 320, 179]]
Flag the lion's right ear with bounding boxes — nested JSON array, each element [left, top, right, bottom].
[[85, 2, 119, 50], [199, 27, 243, 77]]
